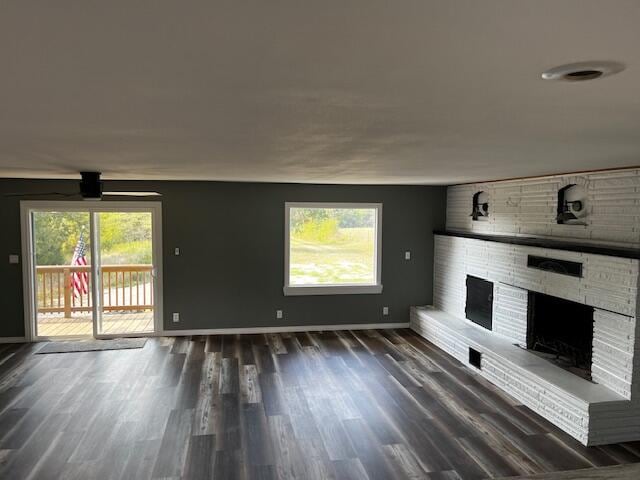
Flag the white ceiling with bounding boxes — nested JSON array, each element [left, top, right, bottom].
[[1, 1, 639, 185]]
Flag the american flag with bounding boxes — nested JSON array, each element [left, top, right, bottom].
[[71, 232, 89, 298]]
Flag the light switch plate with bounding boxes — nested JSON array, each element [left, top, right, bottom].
[[9, 254, 19, 264]]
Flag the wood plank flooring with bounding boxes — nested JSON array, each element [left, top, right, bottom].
[[1, 329, 640, 479]]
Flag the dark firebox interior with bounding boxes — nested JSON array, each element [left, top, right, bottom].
[[527, 291, 595, 380]]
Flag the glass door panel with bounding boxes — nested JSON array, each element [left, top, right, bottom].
[[96, 211, 155, 335], [32, 211, 93, 338]]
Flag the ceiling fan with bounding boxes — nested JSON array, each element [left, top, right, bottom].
[[4, 172, 162, 200]]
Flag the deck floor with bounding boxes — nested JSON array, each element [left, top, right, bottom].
[[1, 329, 640, 479], [37, 311, 154, 337]]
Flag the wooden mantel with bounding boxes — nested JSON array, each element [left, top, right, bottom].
[[434, 230, 640, 260]]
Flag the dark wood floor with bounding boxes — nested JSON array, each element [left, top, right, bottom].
[[1, 329, 640, 480]]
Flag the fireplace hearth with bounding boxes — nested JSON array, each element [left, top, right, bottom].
[[527, 291, 595, 380]]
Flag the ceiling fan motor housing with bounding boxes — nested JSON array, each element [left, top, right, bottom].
[[79, 171, 103, 199]]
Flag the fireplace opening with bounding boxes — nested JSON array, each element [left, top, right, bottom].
[[527, 292, 594, 381]]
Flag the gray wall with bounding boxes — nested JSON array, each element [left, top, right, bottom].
[[0, 179, 446, 337]]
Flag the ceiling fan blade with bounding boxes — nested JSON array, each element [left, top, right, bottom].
[[102, 191, 162, 197]]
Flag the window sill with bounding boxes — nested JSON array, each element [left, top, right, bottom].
[[283, 284, 383, 296]]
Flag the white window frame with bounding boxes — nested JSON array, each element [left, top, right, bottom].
[[283, 202, 383, 296]]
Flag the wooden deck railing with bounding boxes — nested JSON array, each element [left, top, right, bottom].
[[36, 264, 154, 317]]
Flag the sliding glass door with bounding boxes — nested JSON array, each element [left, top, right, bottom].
[[95, 211, 155, 336], [22, 202, 162, 340], [32, 211, 94, 337]]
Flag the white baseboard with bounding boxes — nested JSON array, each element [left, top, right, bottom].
[[0, 337, 27, 344], [161, 322, 410, 336]]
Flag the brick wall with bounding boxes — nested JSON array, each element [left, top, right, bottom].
[[433, 234, 639, 399], [419, 169, 640, 444], [446, 169, 640, 246], [492, 283, 528, 346]]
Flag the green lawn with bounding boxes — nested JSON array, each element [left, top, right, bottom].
[[290, 227, 375, 285]]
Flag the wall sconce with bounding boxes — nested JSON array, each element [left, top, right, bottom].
[[471, 191, 489, 221], [557, 184, 587, 225]]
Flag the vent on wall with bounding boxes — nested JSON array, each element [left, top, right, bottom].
[[469, 348, 482, 369], [470, 191, 489, 221], [527, 255, 583, 278], [557, 184, 587, 225]]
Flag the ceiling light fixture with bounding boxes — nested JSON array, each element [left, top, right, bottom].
[[542, 61, 625, 82]]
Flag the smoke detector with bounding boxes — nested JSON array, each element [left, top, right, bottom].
[[542, 61, 625, 82]]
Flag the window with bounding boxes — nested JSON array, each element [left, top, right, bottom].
[[284, 202, 383, 295]]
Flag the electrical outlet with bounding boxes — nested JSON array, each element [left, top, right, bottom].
[[172, 312, 180, 323], [8, 254, 19, 264], [383, 306, 389, 316], [276, 310, 283, 319], [405, 251, 411, 260], [174, 247, 180, 256]]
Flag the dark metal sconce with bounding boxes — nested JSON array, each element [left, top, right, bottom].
[[557, 200, 583, 223], [471, 191, 489, 221]]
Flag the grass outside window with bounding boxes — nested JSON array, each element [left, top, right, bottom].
[[284, 203, 382, 296]]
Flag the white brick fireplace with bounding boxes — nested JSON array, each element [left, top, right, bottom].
[[412, 168, 640, 446]]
